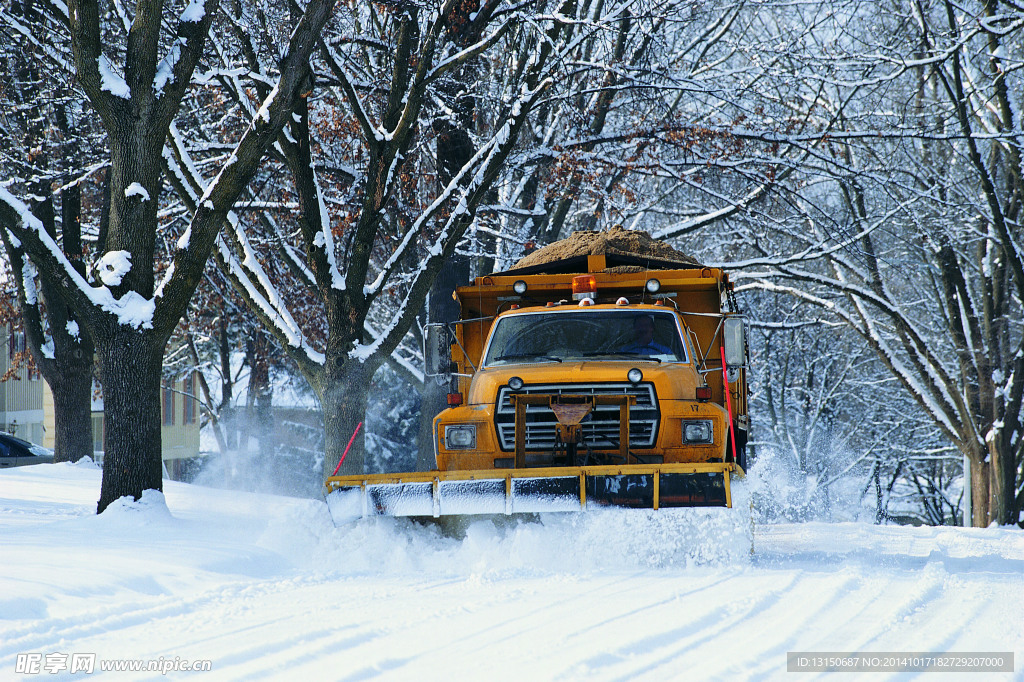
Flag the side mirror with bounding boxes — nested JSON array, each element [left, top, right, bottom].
[[723, 316, 746, 368], [424, 323, 453, 377]]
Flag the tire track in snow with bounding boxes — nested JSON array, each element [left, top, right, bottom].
[[747, 572, 916, 679], [690, 571, 868, 679], [159, 575, 519, 679], [917, 575, 1024, 656], [414, 572, 726, 663], [0, 577, 325, 659], [842, 565, 1016, 655], [852, 566, 946, 645], [0, 594, 201, 658], [397, 575, 634, 652], [558, 569, 747, 640], [194, 626, 388, 681], [729, 565, 1018, 680], [566, 570, 814, 680]]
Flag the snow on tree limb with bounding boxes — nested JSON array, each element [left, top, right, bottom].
[[162, 109, 327, 369], [151, 0, 336, 336], [0, 187, 155, 328], [351, 78, 551, 362]]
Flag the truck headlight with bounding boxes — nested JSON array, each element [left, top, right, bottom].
[[682, 420, 713, 444], [445, 425, 477, 450]]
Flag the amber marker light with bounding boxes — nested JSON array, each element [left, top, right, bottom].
[[572, 274, 597, 300]]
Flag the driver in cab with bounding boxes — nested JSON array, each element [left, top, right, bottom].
[[620, 314, 672, 355]]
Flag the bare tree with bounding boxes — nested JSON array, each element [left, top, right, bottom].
[[728, 0, 1024, 526], [164, 0, 646, 476], [0, 0, 99, 462], [0, 0, 337, 511]]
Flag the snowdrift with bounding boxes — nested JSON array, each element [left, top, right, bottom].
[[1, 463, 1021, 680]]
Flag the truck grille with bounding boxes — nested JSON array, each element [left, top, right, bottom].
[[495, 382, 659, 451]]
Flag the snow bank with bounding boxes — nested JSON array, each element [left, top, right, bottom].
[[1, 464, 1021, 681], [96, 489, 174, 525]]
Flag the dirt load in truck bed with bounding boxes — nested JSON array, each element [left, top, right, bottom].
[[512, 226, 702, 273]]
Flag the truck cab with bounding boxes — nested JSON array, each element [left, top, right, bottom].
[[429, 254, 748, 475]]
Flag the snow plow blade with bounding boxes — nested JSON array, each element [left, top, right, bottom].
[[325, 462, 741, 524]]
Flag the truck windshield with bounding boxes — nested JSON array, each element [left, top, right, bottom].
[[484, 310, 688, 366]]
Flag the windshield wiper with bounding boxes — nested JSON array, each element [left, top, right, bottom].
[[581, 352, 661, 363], [493, 353, 563, 363]]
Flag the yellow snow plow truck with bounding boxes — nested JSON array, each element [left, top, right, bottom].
[[325, 232, 748, 522]]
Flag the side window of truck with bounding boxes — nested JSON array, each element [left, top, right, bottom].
[[654, 316, 685, 358]]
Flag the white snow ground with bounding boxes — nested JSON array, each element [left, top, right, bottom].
[[1, 461, 1022, 681]]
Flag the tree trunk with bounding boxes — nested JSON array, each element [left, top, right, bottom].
[[988, 439, 1012, 525], [44, 181, 95, 462], [416, 380, 437, 471], [245, 330, 274, 459], [218, 310, 238, 451], [971, 454, 991, 528], [95, 331, 164, 513], [322, 361, 372, 478], [49, 360, 95, 463]]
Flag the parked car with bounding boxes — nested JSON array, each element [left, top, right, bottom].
[[0, 432, 54, 468]]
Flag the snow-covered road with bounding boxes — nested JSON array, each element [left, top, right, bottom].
[[1, 462, 1021, 681]]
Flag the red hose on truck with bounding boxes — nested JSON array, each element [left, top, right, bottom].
[[720, 347, 738, 464], [331, 421, 363, 476]]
